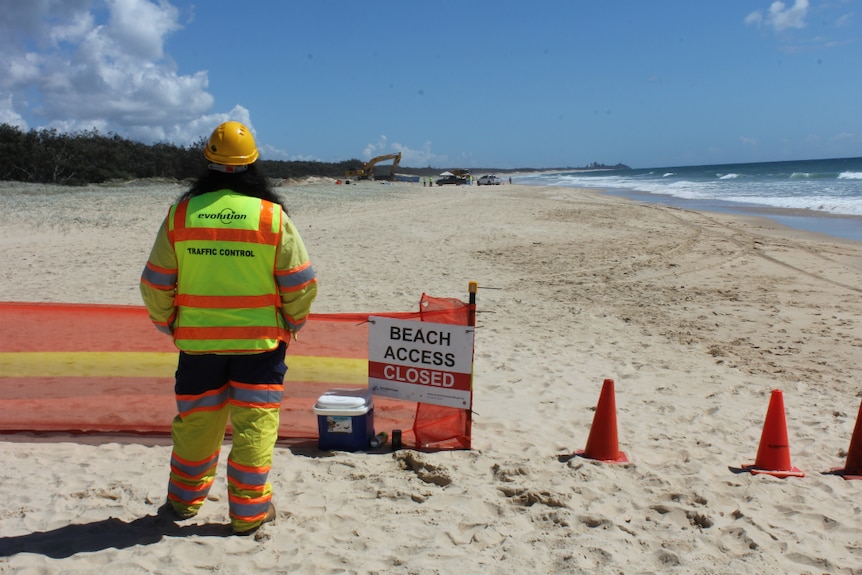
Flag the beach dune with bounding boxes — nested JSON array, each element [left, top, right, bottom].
[[1, 180, 861, 574]]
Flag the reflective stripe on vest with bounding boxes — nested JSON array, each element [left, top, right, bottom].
[[168, 190, 284, 353]]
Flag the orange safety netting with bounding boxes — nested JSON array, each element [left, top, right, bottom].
[[0, 295, 473, 450]]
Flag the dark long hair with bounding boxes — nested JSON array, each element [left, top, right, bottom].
[[178, 162, 287, 213]]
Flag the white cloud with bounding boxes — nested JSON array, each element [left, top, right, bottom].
[[768, 0, 809, 31], [127, 104, 254, 145], [746, 0, 810, 32], [362, 135, 389, 159], [834, 12, 854, 28], [362, 135, 447, 167], [0, 0, 239, 145], [105, 0, 180, 60], [260, 145, 296, 162], [745, 11, 764, 27], [0, 95, 28, 129]]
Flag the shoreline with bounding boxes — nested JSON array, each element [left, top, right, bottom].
[[589, 186, 862, 244]]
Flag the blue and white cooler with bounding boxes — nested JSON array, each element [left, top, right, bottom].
[[313, 388, 375, 451]]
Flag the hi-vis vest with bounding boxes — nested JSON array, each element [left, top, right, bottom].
[[167, 190, 285, 353]]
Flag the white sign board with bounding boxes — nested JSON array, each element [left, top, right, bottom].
[[368, 316, 474, 409]]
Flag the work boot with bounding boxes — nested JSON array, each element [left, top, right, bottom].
[[233, 502, 276, 536], [157, 500, 198, 521]]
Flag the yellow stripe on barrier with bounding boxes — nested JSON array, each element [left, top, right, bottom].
[[290, 356, 367, 385], [0, 352, 366, 384]]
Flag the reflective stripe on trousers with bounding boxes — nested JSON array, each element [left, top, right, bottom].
[[168, 379, 283, 530]]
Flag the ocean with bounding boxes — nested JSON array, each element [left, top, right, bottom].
[[514, 157, 862, 243]]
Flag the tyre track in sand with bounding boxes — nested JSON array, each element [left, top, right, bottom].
[[656, 205, 862, 295], [482, 198, 862, 389]]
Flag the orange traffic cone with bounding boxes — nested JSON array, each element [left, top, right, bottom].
[[575, 379, 629, 463], [743, 389, 804, 478], [831, 398, 862, 480]]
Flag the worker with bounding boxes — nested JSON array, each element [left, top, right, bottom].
[[140, 121, 317, 535]]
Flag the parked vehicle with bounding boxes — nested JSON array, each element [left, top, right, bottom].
[[477, 174, 502, 185], [436, 175, 463, 185]]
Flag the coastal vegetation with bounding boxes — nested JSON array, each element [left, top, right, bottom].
[[0, 124, 355, 185], [0, 123, 627, 185]]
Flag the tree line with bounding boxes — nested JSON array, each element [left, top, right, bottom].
[[0, 123, 629, 186], [0, 123, 364, 186]]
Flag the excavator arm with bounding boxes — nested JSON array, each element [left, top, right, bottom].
[[345, 152, 402, 180]]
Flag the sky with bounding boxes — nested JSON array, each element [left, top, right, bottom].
[[1, 0, 860, 170]]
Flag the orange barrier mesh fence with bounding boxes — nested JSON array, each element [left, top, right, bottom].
[[0, 296, 473, 450]]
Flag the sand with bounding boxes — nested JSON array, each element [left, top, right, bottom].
[[1, 179, 862, 574]]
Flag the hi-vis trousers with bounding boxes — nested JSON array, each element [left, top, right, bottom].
[[166, 342, 286, 533]]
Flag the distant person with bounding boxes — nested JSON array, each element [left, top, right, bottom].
[[508, 176, 512, 185], [430, 176, 434, 186], [140, 121, 318, 535]]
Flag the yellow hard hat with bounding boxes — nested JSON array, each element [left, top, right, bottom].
[[203, 121, 259, 166]]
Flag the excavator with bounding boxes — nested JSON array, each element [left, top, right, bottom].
[[345, 152, 402, 181]]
